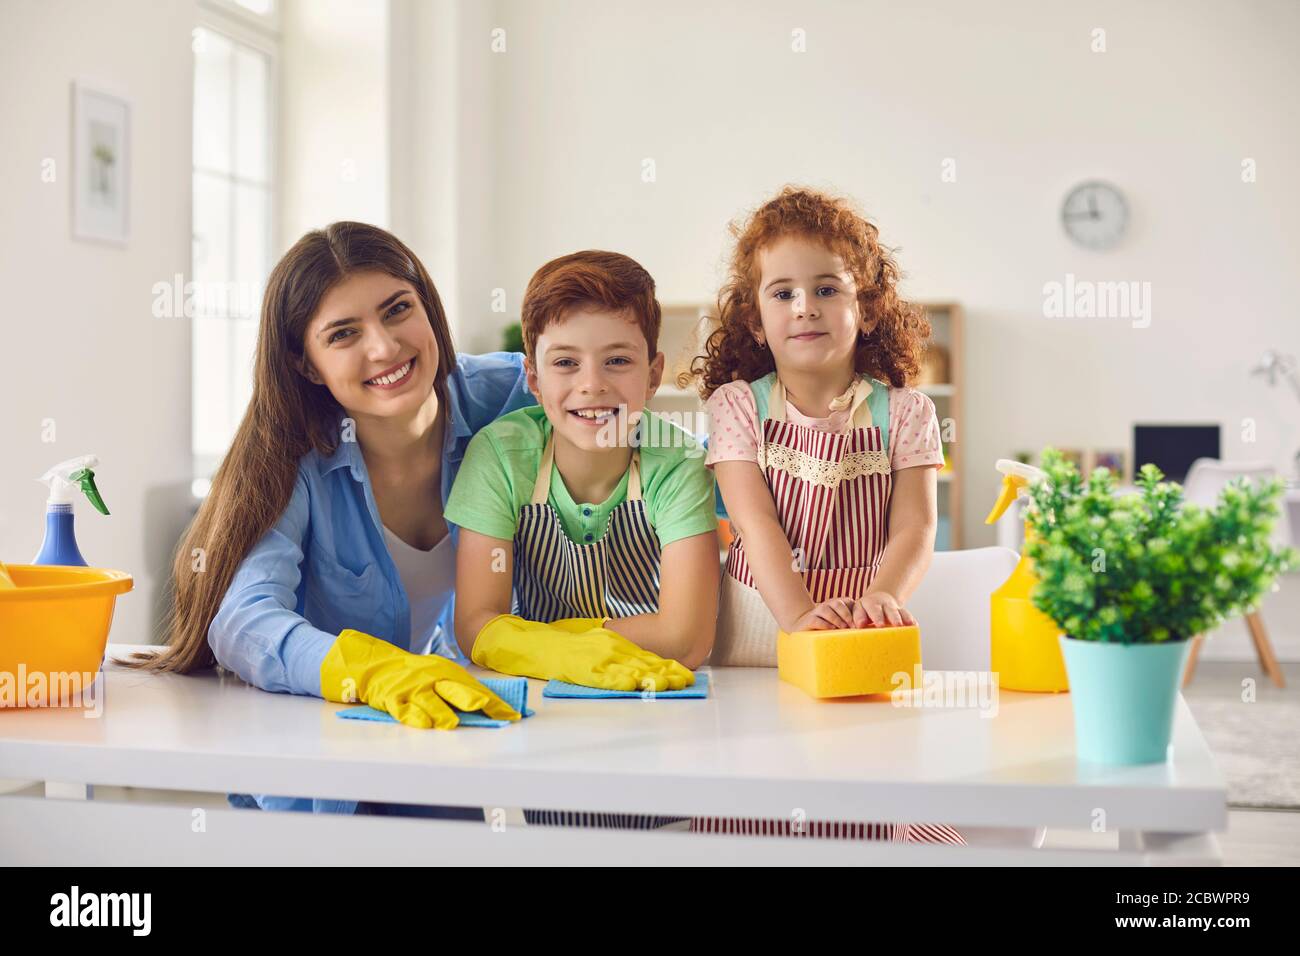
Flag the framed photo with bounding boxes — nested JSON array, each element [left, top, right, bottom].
[[1055, 448, 1086, 472], [1090, 448, 1128, 481], [72, 81, 130, 244]]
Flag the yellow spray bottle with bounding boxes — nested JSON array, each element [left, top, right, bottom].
[[985, 459, 1069, 693]]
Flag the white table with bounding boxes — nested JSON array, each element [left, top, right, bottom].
[[0, 644, 1226, 865]]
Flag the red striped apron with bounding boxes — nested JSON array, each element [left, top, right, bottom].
[[710, 374, 892, 667]]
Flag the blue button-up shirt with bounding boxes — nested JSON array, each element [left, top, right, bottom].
[[210, 351, 533, 815]]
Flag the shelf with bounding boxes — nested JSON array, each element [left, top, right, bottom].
[[659, 302, 712, 393], [654, 385, 697, 399], [918, 303, 963, 549]]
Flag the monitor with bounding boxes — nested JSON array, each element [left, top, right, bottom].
[[1132, 424, 1221, 483]]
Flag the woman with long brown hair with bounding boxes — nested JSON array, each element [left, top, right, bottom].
[[122, 221, 533, 815]]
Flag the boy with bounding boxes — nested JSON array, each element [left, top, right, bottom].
[[446, 250, 719, 690]]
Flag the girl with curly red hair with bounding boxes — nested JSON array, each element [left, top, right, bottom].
[[690, 184, 947, 659], [687, 187, 962, 844]]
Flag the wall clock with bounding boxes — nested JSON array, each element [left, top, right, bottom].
[[1061, 180, 1128, 250]]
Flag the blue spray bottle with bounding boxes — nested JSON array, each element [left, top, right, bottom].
[[34, 455, 111, 567]]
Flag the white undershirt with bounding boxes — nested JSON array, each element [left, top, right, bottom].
[[381, 525, 456, 656]]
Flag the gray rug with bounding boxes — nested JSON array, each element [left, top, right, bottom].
[[1185, 663, 1300, 809]]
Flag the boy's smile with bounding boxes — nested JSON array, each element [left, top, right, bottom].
[[568, 404, 620, 426]]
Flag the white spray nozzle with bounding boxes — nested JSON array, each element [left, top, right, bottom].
[[994, 458, 1045, 483], [986, 458, 1046, 525], [38, 455, 107, 512]]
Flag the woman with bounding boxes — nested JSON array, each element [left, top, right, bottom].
[[122, 222, 534, 816]]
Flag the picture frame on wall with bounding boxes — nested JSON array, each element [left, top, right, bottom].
[[1056, 448, 1086, 472], [1090, 448, 1128, 482], [71, 80, 131, 244]]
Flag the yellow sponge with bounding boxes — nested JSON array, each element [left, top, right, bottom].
[[777, 625, 922, 698]]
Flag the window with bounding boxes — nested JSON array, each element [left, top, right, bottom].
[[191, 6, 276, 480]]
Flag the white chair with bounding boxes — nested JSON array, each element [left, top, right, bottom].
[[908, 546, 1018, 672], [907, 546, 1047, 850], [1180, 459, 1290, 688]]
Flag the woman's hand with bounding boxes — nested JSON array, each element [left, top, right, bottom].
[[321, 629, 521, 729], [853, 591, 916, 628]]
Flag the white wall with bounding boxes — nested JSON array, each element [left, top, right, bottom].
[[0, 0, 196, 644], [388, 0, 499, 346], [403, 0, 1300, 658], [279, 0, 390, 247], [484, 0, 1300, 531]]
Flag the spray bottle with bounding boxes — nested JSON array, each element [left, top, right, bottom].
[[985, 458, 1069, 693], [33, 455, 111, 567]]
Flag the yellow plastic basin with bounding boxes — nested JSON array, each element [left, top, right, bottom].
[[0, 565, 133, 707]]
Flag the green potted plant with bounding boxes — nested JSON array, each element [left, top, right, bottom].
[[1023, 448, 1297, 765], [501, 321, 524, 354]]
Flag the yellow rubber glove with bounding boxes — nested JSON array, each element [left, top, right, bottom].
[[321, 629, 521, 729], [470, 613, 694, 692], [548, 617, 608, 634]]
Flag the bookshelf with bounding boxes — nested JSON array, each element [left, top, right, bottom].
[[647, 302, 712, 421], [915, 303, 964, 550]]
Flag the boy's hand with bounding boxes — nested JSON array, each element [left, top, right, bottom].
[[853, 592, 916, 628], [471, 614, 693, 691]]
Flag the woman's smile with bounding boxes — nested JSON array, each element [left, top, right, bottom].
[[364, 355, 417, 390]]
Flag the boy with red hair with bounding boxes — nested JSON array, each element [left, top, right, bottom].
[[447, 250, 719, 696]]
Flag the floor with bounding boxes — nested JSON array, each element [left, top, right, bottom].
[[1177, 658, 1300, 865]]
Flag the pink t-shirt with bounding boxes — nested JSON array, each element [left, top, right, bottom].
[[704, 379, 945, 471]]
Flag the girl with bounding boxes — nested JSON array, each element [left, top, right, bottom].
[[119, 222, 533, 817], [687, 186, 964, 846]]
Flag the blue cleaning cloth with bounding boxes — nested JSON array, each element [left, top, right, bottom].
[[543, 671, 710, 699], [337, 676, 534, 728]]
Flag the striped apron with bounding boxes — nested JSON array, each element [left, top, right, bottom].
[[515, 431, 685, 830], [512, 432, 661, 621], [710, 372, 893, 667], [701, 373, 965, 846]]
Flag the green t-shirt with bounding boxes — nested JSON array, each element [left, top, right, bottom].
[[445, 405, 718, 549]]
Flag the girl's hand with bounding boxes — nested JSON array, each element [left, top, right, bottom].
[[853, 592, 916, 628], [787, 598, 857, 632]]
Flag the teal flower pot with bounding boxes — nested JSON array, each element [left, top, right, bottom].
[[1059, 635, 1192, 765]]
